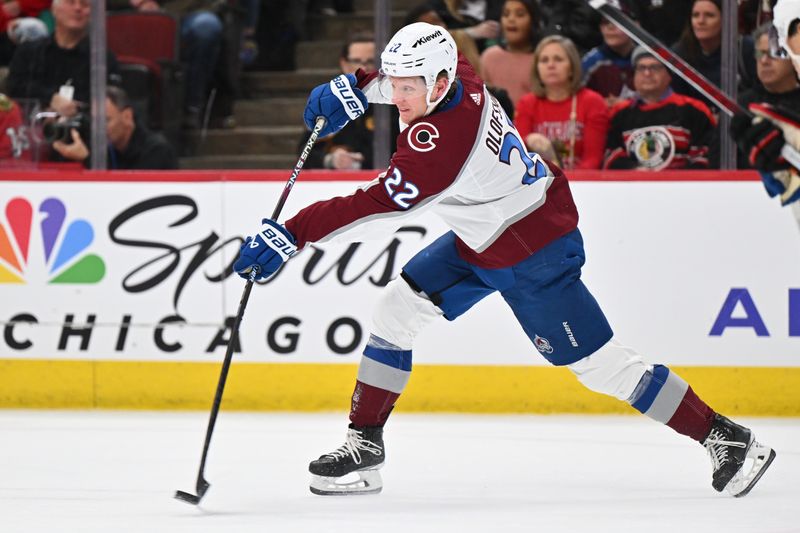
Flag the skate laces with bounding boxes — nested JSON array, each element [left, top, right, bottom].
[[325, 428, 383, 465], [704, 428, 747, 470]]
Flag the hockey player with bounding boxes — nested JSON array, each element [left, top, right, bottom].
[[234, 22, 776, 497], [731, 0, 800, 205]]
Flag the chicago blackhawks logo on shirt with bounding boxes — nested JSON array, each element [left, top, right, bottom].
[[407, 122, 439, 152], [625, 126, 676, 171]]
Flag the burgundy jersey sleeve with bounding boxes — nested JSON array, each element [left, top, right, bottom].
[[286, 57, 483, 249]]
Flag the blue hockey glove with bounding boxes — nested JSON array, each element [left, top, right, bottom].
[[759, 170, 800, 206], [304, 73, 368, 138], [233, 219, 297, 280]]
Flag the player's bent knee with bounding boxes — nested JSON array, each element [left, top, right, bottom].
[[371, 277, 443, 350], [567, 338, 651, 401]]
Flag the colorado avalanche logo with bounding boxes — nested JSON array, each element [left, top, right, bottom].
[[407, 122, 439, 152], [534, 334, 554, 355]]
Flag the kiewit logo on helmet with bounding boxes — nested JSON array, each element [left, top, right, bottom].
[[412, 29, 443, 48], [0, 197, 105, 284]]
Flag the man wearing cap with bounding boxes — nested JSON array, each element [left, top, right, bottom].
[[604, 45, 718, 170], [581, 1, 639, 108]]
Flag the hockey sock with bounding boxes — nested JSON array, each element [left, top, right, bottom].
[[629, 364, 716, 442], [350, 380, 399, 427], [349, 334, 411, 427]]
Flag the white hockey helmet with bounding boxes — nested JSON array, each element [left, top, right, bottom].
[[771, 0, 800, 55], [380, 22, 458, 114]]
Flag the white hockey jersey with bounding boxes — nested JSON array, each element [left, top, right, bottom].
[[286, 55, 579, 268]]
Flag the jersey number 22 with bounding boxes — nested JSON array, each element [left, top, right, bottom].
[[384, 167, 419, 209]]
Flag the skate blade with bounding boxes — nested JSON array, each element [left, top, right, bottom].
[[726, 441, 777, 497], [309, 468, 383, 496]]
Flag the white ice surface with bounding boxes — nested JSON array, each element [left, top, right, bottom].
[[0, 411, 797, 533]]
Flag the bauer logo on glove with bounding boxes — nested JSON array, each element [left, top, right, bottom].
[[331, 75, 366, 120], [304, 73, 369, 138], [233, 219, 297, 280]]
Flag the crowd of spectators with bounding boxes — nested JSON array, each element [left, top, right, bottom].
[[0, 0, 796, 172], [462, 0, 795, 172]]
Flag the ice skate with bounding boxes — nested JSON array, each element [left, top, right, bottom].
[[309, 425, 384, 496], [703, 414, 776, 497]]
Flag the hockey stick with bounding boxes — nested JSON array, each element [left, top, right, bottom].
[[174, 116, 327, 506], [586, 0, 800, 169]]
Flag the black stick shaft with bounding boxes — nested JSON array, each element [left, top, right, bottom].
[[192, 268, 256, 492], [183, 116, 327, 502], [272, 117, 327, 219]]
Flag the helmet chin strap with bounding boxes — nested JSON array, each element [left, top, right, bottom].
[[423, 78, 453, 116]]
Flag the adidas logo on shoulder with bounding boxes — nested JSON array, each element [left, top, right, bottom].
[[470, 93, 481, 106]]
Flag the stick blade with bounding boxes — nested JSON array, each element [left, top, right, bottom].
[[174, 489, 203, 505], [174, 478, 209, 505]]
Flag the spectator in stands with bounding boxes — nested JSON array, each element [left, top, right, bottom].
[[0, 0, 50, 65], [735, 0, 765, 37], [239, 0, 260, 66], [7, 0, 119, 145], [604, 46, 717, 170], [581, 3, 638, 108], [311, 0, 353, 16], [671, 0, 757, 107], [106, 1, 158, 13], [114, 0, 243, 129], [736, 22, 800, 168], [0, 92, 32, 161], [303, 32, 397, 170], [479, 0, 542, 106], [425, 0, 503, 52], [539, 0, 602, 54], [159, 1, 225, 129], [633, 0, 693, 47], [739, 22, 800, 112], [515, 35, 609, 169], [208, 1, 245, 130], [51, 85, 178, 169]]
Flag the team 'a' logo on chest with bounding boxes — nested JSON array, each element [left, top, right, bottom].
[[407, 122, 439, 152]]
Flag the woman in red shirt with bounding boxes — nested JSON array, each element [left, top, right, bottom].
[[514, 35, 609, 169]]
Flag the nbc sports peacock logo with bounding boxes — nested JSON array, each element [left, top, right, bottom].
[[0, 197, 105, 284]]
